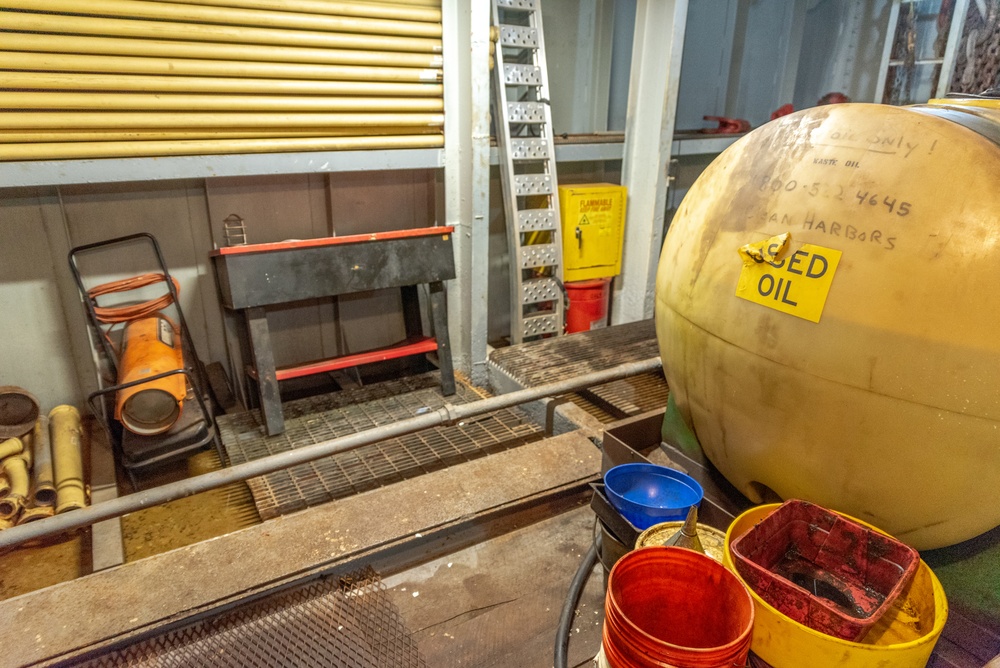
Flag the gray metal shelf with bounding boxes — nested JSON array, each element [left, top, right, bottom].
[[0, 135, 743, 189]]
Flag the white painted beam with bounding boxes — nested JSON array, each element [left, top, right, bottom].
[[442, 0, 491, 383], [612, 0, 688, 324]]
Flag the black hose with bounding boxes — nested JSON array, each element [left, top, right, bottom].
[[554, 540, 600, 668]]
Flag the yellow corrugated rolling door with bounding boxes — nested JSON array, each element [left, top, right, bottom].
[[0, 0, 444, 160]]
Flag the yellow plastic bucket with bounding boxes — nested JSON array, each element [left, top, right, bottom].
[[723, 504, 948, 668]]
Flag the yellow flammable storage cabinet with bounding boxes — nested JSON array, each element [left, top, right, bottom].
[[558, 184, 627, 281]]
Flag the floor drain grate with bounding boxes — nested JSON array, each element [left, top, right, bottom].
[[489, 320, 668, 422], [218, 374, 543, 519]]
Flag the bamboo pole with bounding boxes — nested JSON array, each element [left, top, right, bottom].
[[30, 416, 56, 508], [0, 128, 439, 143], [0, 11, 441, 54], [1, 92, 445, 113], [1, 112, 445, 130], [0, 134, 444, 161], [4, 0, 442, 38], [49, 406, 86, 515], [0, 72, 442, 98], [144, 0, 442, 23], [2, 33, 444, 69], [1, 52, 442, 84]]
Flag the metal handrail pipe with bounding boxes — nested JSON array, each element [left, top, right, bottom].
[[0, 357, 662, 550]]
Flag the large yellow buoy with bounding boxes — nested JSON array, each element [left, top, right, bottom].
[[655, 100, 1000, 550]]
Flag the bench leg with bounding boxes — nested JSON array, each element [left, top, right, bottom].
[[245, 307, 284, 435], [428, 281, 456, 396]]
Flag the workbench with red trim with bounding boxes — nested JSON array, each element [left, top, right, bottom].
[[211, 226, 456, 436]]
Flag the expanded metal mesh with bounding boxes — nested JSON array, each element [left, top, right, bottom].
[[81, 566, 426, 668], [219, 374, 542, 519], [488, 320, 668, 421]]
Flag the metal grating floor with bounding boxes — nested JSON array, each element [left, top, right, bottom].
[[81, 567, 426, 668], [219, 374, 543, 520], [489, 320, 668, 421]]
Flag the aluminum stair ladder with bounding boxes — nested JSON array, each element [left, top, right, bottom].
[[491, 0, 565, 344]]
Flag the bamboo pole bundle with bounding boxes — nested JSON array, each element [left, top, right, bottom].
[[2, 33, 444, 69], [3, 0, 442, 38], [0, 0, 445, 160], [145, 0, 442, 23], [1, 92, 445, 113], [0, 12, 441, 54], [0, 52, 441, 84], [0, 134, 444, 161]]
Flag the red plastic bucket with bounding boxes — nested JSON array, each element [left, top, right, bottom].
[[603, 546, 754, 668], [565, 278, 611, 333]]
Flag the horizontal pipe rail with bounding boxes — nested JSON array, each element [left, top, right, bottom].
[[0, 358, 662, 550], [0, 72, 442, 98], [2, 112, 445, 131], [2, 34, 444, 69], [1, 92, 445, 112], [0, 52, 441, 84], [3, 0, 443, 38], [142, 0, 443, 23], [0, 128, 440, 143], [0, 134, 444, 161], [0, 12, 442, 54]]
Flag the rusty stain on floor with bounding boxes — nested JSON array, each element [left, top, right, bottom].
[[120, 450, 260, 562], [0, 534, 88, 602]]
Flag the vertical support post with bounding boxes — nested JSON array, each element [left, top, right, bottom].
[[442, 0, 491, 386], [245, 306, 283, 435], [429, 281, 457, 396], [612, 0, 689, 324], [875, 0, 902, 103]]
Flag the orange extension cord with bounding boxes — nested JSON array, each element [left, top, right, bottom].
[[87, 273, 180, 325]]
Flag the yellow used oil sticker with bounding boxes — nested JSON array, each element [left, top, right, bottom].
[[735, 238, 842, 323]]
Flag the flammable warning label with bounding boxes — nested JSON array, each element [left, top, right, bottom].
[[735, 237, 842, 323]]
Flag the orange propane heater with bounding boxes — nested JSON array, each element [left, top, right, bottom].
[[114, 314, 186, 436]]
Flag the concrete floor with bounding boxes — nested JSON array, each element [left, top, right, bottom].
[[386, 504, 604, 668]]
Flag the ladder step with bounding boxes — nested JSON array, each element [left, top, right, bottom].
[[517, 209, 557, 232], [514, 174, 552, 196], [497, 0, 537, 9], [507, 101, 547, 124], [510, 138, 549, 161], [520, 243, 559, 268], [499, 25, 539, 48], [521, 277, 561, 304], [504, 64, 542, 86], [522, 312, 561, 338]]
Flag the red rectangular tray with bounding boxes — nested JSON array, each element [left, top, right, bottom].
[[730, 499, 920, 641]]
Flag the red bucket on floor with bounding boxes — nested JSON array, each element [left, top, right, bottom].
[[603, 546, 754, 668], [565, 278, 611, 333]]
